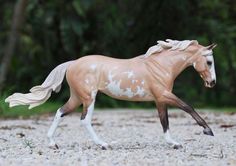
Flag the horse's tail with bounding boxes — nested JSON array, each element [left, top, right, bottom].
[[5, 61, 74, 109]]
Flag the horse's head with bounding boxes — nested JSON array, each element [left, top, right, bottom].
[[193, 43, 217, 88]]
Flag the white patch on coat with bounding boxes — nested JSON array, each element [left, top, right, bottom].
[[193, 62, 196, 68], [107, 72, 132, 97], [132, 80, 139, 84], [141, 80, 145, 85], [90, 64, 97, 70], [135, 86, 145, 97], [85, 79, 89, 84], [106, 72, 146, 98], [123, 88, 134, 98], [123, 71, 134, 78]]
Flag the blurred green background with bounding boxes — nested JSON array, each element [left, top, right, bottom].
[[0, 0, 236, 117]]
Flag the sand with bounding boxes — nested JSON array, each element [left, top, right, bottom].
[[0, 109, 236, 166]]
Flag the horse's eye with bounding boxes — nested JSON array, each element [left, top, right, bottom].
[[207, 61, 212, 67]]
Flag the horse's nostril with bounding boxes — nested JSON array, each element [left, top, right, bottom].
[[210, 80, 216, 87]]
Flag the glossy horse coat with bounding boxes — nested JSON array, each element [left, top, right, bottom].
[[6, 39, 217, 149]]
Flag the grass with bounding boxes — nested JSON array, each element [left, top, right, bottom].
[[23, 138, 35, 154], [1, 95, 236, 119]]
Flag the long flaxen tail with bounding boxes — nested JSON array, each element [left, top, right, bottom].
[[5, 61, 74, 109]]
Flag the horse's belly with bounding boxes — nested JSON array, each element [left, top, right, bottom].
[[99, 83, 154, 102], [101, 90, 154, 101]]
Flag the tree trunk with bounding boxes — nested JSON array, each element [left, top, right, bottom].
[[0, 0, 28, 91]]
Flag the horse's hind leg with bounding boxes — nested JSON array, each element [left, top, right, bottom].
[[80, 90, 109, 149], [47, 96, 81, 149]]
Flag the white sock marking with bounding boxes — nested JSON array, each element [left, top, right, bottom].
[[164, 130, 180, 146], [81, 91, 107, 147], [47, 108, 63, 146]]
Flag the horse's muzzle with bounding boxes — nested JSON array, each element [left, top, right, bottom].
[[210, 80, 216, 87], [205, 80, 216, 88]]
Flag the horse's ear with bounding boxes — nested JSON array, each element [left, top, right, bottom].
[[206, 43, 217, 50]]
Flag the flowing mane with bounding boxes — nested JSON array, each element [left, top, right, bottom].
[[144, 39, 198, 58]]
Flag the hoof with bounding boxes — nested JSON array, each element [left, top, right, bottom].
[[55, 144, 59, 149], [203, 128, 214, 136], [101, 146, 107, 150], [100, 143, 112, 150], [173, 144, 183, 149], [49, 143, 59, 150]]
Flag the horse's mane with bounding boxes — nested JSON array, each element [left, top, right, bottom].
[[144, 39, 198, 58]]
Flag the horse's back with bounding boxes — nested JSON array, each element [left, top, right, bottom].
[[68, 54, 139, 74], [77, 54, 132, 65], [66, 55, 128, 93]]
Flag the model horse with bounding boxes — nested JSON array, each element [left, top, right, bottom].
[[5, 39, 217, 149]]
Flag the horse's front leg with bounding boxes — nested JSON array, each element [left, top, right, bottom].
[[156, 103, 182, 149], [160, 91, 214, 136]]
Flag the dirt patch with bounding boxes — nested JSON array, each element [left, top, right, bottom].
[[0, 109, 236, 166]]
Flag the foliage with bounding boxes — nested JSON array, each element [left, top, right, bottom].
[[0, 0, 236, 108]]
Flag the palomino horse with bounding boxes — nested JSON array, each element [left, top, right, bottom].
[[6, 39, 217, 149]]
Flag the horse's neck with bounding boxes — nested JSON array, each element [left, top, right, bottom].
[[146, 51, 193, 80], [170, 53, 192, 78]]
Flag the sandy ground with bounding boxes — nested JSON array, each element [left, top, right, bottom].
[[0, 109, 236, 166]]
